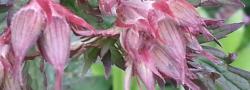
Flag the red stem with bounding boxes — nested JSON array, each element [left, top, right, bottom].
[[55, 68, 63, 90], [13, 60, 24, 87]]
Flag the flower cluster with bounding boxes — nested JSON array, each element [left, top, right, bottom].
[[0, 0, 95, 90], [99, 0, 235, 90]]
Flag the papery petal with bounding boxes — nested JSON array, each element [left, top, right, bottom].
[[38, 15, 70, 90], [136, 62, 155, 90], [120, 30, 163, 90], [10, 0, 45, 84], [104, 0, 228, 90], [152, 0, 174, 17], [157, 18, 189, 84], [167, 0, 203, 25], [11, 1, 45, 61], [124, 63, 132, 90]]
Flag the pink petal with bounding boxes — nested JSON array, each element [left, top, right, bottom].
[[10, 0, 45, 84], [168, 0, 203, 26], [135, 62, 155, 90], [124, 63, 132, 90], [38, 15, 70, 90]]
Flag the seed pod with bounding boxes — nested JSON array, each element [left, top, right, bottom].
[[38, 14, 70, 90], [10, 0, 45, 85]]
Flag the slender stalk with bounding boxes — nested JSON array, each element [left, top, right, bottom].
[[54, 68, 63, 90]]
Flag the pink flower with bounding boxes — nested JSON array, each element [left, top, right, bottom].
[[7, 0, 95, 89], [10, 0, 46, 85], [100, 0, 219, 90], [38, 9, 71, 90]]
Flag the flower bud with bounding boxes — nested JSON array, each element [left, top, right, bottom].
[[10, 0, 45, 85], [38, 11, 70, 90]]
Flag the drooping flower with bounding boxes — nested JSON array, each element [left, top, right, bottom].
[[100, 0, 220, 90], [10, 0, 45, 84], [0, 28, 22, 90], [7, 0, 95, 89], [38, 7, 71, 90]]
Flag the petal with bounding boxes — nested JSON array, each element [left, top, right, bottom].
[[124, 63, 132, 90], [10, 1, 45, 84], [136, 62, 155, 90], [38, 15, 70, 67], [168, 0, 203, 26], [10, 1, 45, 62], [38, 15, 70, 90]]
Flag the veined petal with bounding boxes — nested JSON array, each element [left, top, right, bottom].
[[136, 62, 155, 90], [10, 0, 45, 84], [102, 0, 227, 90], [167, 0, 204, 26], [124, 63, 132, 90], [11, 0, 45, 61], [38, 14, 70, 90]]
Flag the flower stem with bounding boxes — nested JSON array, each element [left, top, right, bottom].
[[55, 68, 63, 90]]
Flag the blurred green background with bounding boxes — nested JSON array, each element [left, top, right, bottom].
[[198, 8, 250, 71]]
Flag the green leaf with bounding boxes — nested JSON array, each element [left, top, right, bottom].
[[23, 59, 45, 90], [63, 76, 112, 90], [199, 22, 244, 43], [88, 0, 99, 8], [101, 51, 112, 78], [112, 66, 125, 90], [110, 43, 125, 70], [193, 58, 250, 90], [61, 0, 116, 29], [82, 48, 101, 75], [202, 45, 227, 59], [228, 66, 250, 82]]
